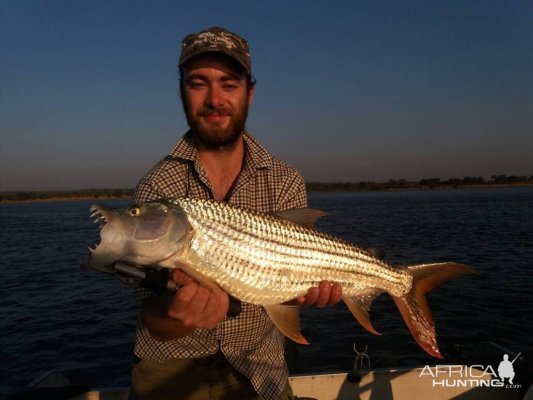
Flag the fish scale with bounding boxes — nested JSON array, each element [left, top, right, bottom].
[[173, 198, 412, 304]]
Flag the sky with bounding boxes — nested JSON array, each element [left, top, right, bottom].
[[1, 0, 531, 191]]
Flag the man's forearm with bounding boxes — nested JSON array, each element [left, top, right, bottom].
[[140, 295, 193, 341]]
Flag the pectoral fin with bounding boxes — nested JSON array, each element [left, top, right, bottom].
[[264, 304, 309, 345], [159, 258, 220, 292]]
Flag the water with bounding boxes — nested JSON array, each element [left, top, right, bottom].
[[1, 188, 532, 397]]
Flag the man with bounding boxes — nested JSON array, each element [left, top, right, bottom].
[[130, 26, 342, 400]]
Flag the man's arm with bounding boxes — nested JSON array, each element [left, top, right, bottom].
[[140, 270, 229, 341]]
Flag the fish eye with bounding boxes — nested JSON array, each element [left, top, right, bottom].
[[129, 207, 141, 217]]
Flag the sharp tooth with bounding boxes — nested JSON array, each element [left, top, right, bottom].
[[88, 243, 99, 251], [90, 212, 107, 226]]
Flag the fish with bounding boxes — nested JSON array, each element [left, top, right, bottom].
[[87, 198, 476, 358]]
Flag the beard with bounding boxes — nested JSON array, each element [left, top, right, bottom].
[[183, 97, 249, 150]]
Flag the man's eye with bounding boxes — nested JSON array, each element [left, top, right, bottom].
[[222, 83, 239, 90], [189, 81, 206, 88]]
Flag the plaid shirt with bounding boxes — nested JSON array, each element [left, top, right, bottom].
[[133, 130, 307, 400]]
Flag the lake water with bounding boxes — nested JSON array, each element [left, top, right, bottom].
[[1, 188, 532, 397]]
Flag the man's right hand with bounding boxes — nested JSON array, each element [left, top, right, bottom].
[[140, 270, 229, 341], [167, 269, 230, 329]]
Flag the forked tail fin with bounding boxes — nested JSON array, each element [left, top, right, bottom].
[[392, 262, 477, 358]]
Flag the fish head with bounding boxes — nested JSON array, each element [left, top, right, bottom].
[[88, 201, 189, 271]]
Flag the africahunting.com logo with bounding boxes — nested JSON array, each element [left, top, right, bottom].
[[419, 353, 522, 389]]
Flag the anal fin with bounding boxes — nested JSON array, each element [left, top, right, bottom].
[[343, 288, 383, 335]]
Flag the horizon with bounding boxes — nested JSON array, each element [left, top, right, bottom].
[[1, 1, 531, 191], [2, 174, 531, 195]]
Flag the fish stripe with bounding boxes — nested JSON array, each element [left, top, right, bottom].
[[176, 198, 411, 303]]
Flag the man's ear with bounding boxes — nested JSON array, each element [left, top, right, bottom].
[[247, 85, 255, 105]]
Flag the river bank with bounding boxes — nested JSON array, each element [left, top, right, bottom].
[[1, 181, 532, 203]]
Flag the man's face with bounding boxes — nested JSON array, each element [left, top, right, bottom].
[[181, 54, 254, 149]]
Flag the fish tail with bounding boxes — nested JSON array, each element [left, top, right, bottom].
[[392, 262, 477, 358]]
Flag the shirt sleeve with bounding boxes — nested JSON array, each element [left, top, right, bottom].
[[277, 170, 308, 210], [134, 178, 164, 203]]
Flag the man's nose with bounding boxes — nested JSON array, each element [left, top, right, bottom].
[[205, 85, 224, 108]]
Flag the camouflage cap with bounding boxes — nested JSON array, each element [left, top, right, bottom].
[[178, 26, 251, 75]]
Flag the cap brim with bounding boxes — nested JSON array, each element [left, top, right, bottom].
[[179, 48, 250, 75]]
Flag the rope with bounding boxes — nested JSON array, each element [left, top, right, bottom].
[[348, 344, 371, 383]]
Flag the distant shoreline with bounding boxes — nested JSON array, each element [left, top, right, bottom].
[[0, 195, 133, 204], [1, 181, 531, 203], [307, 182, 533, 193]]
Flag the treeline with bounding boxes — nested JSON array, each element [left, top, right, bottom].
[[307, 175, 533, 192], [0, 188, 134, 202], [1, 175, 531, 201]]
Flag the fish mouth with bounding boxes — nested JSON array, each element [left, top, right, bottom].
[[88, 204, 109, 252], [87, 204, 116, 272], [90, 204, 109, 228]]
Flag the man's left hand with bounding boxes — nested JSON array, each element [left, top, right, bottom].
[[289, 280, 342, 308]]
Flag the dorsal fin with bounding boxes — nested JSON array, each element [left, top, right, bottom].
[[274, 208, 328, 229]]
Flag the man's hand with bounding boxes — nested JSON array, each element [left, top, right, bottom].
[[288, 280, 343, 307], [167, 269, 229, 329], [141, 270, 229, 341]]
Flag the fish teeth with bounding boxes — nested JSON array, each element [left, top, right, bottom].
[[90, 209, 107, 226]]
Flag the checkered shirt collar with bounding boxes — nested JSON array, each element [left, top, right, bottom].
[[169, 130, 273, 169]]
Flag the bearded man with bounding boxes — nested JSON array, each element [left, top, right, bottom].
[[130, 27, 342, 400]]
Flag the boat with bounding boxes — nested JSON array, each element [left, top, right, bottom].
[[9, 342, 531, 400]]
